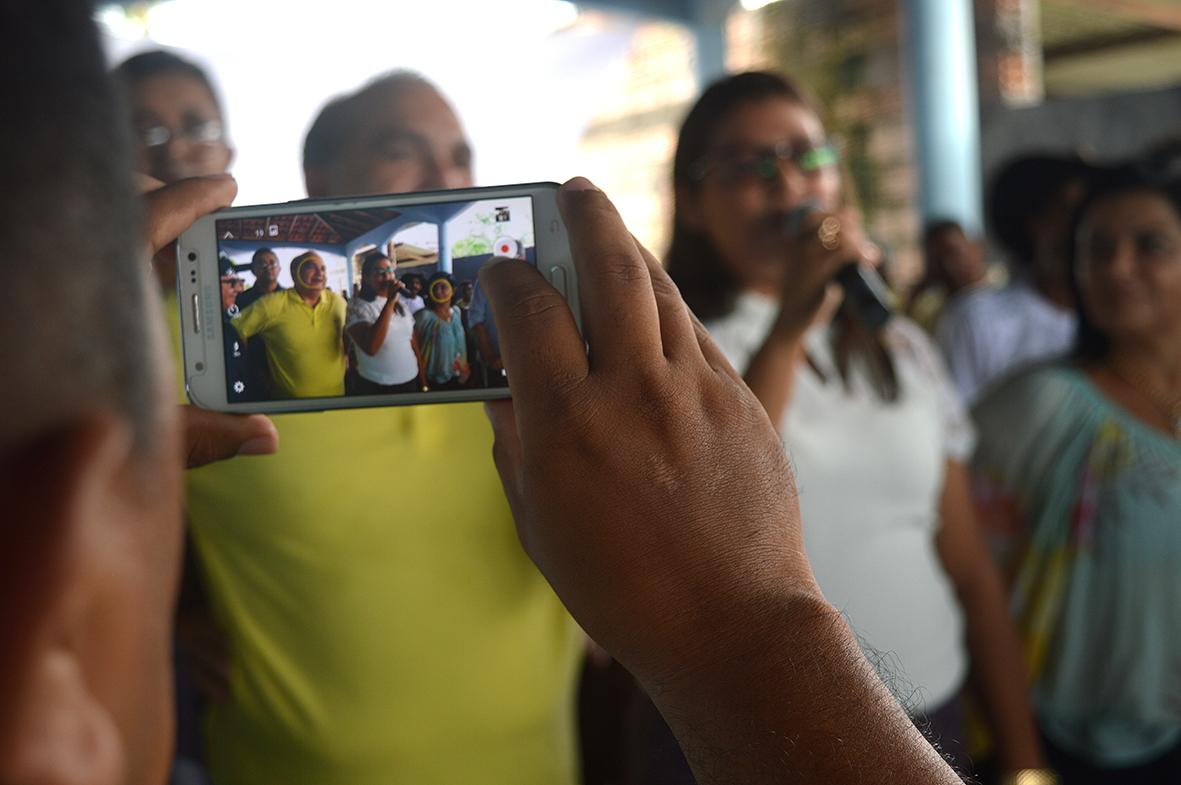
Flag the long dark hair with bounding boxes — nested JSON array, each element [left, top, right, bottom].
[[358, 252, 404, 315], [666, 71, 897, 401], [1067, 157, 1181, 363]]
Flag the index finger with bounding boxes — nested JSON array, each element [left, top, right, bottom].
[[557, 178, 663, 370], [144, 175, 238, 254]]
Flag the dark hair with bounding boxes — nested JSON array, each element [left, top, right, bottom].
[[426, 271, 455, 297], [112, 49, 225, 119], [402, 272, 425, 288], [666, 71, 897, 402], [922, 218, 965, 247], [357, 253, 405, 314], [1067, 159, 1181, 362], [251, 247, 275, 265], [2, 1, 156, 455], [987, 152, 1092, 268], [303, 71, 437, 174]]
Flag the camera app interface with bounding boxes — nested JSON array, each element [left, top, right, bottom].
[[215, 196, 534, 402]]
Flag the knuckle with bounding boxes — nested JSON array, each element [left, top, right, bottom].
[[502, 289, 567, 326], [594, 250, 648, 285], [649, 270, 682, 302]]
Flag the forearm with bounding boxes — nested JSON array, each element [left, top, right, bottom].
[[646, 591, 962, 785], [742, 317, 808, 425], [958, 566, 1045, 770], [368, 301, 396, 353]]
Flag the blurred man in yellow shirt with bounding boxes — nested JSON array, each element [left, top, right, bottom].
[[185, 72, 582, 785]]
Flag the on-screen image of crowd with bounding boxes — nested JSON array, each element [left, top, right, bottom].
[[215, 196, 534, 402]]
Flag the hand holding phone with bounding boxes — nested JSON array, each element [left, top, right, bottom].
[[480, 178, 814, 688]]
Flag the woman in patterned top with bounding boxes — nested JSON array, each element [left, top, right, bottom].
[[973, 158, 1181, 784], [413, 271, 471, 390]]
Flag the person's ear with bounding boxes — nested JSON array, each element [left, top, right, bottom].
[[0, 416, 135, 785]]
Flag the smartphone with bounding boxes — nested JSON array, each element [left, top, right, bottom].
[[176, 182, 577, 413]]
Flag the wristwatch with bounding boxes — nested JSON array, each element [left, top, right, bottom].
[[1000, 769, 1059, 785]]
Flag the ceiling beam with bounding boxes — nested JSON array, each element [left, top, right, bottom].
[[1044, 26, 1178, 60], [1077, 0, 1181, 32], [578, 0, 694, 24]]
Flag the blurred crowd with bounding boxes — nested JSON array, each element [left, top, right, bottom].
[[13, 20, 1179, 785]]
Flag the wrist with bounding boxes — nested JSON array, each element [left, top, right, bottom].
[[768, 309, 810, 345], [634, 581, 832, 698]]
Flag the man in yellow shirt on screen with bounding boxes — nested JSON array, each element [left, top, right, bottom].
[[233, 251, 347, 399]]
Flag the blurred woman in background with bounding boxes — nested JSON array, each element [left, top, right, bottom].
[[973, 160, 1181, 785], [649, 71, 1046, 782]]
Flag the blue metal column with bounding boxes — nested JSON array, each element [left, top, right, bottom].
[[691, 0, 732, 84], [903, 0, 983, 233]]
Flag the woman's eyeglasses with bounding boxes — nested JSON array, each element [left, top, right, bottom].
[[137, 119, 224, 148], [689, 141, 839, 185]]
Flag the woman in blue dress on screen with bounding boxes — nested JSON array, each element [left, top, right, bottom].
[[414, 271, 471, 391]]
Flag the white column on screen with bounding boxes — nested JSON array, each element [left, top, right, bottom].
[[438, 221, 452, 274]]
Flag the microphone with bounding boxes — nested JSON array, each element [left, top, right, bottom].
[[784, 203, 893, 330]]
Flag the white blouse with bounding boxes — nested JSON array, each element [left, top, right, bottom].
[[346, 296, 419, 386], [707, 291, 975, 712]]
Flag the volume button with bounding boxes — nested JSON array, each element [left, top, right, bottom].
[[191, 293, 202, 334], [549, 266, 568, 297]]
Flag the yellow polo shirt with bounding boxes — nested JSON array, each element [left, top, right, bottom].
[[232, 289, 347, 399], [165, 292, 582, 785]]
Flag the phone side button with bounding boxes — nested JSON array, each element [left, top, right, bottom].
[[549, 266, 568, 298], [191, 293, 202, 334]]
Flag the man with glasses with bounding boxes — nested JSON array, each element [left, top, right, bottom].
[[114, 50, 233, 185], [234, 248, 285, 401], [236, 248, 284, 310]]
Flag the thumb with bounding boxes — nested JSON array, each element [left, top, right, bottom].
[[182, 407, 278, 469]]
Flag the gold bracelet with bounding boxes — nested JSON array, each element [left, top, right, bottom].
[[999, 769, 1060, 785]]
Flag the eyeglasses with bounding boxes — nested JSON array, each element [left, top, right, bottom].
[[137, 119, 224, 149], [688, 141, 839, 185], [373, 267, 395, 277]]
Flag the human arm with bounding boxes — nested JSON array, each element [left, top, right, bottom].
[[480, 178, 962, 785], [347, 293, 402, 357], [742, 208, 874, 424], [936, 459, 1045, 772]]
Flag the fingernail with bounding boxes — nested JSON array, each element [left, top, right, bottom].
[[562, 176, 599, 192], [236, 436, 276, 456]]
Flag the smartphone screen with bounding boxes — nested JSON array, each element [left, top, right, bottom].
[[213, 195, 534, 404]]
